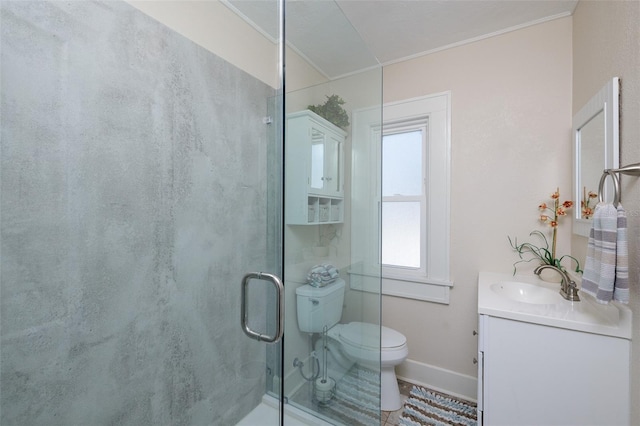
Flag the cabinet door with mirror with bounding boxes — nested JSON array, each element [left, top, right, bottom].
[[573, 77, 619, 237], [310, 125, 344, 196]]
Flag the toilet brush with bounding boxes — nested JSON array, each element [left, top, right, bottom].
[[314, 326, 336, 404]]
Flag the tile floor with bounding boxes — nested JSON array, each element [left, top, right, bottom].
[[381, 380, 413, 426]]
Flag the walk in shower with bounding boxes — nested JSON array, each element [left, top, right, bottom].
[[0, 1, 382, 424]]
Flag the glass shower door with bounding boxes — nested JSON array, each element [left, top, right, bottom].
[[0, 1, 284, 424], [282, 1, 383, 425]]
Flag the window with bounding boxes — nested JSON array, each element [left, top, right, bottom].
[[382, 125, 426, 272], [350, 93, 451, 303]]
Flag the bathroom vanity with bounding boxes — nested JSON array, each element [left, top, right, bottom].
[[477, 271, 632, 426]]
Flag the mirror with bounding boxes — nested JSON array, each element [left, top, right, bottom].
[[311, 130, 325, 190], [572, 77, 619, 237]]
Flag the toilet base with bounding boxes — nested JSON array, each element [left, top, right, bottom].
[[322, 323, 408, 411], [381, 367, 402, 411]]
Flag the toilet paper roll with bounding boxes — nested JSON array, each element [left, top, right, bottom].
[[314, 377, 336, 404]]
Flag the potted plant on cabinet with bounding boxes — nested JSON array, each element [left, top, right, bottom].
[[308, 95, 350, 130]]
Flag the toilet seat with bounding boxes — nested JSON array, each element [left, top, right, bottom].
[[339, 322, 407, 350]]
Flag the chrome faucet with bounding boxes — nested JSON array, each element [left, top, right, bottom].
[[533, 264, 580, 302]]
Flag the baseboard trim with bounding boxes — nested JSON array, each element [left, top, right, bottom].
[[283, 357, 307, 398], [396, 358, 477, 402]]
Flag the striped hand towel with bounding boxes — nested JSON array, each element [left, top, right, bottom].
[[613, 204, 629, 303], [581, 203, 629, 304]]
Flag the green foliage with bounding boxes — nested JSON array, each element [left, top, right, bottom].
[[308, 95, 350, 129], [509, 231, 582, 275]]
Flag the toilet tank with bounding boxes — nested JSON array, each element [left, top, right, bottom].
[[296, 278, 345, 333]]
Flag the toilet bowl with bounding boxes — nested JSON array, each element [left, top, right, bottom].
[[327, 322, 408, 411]]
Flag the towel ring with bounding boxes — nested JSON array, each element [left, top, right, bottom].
[[598, 170, 621, 206]]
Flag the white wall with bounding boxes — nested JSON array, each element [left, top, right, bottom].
[[382, 17, 573, 386], [571, 1, 640, 423]]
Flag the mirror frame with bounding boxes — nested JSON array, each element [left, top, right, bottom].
[[572, 77, 619, 237]]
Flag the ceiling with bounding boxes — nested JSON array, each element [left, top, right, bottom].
[[225, 0, 578, 79]]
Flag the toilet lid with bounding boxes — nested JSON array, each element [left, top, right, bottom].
[[339, 322, 407, 350]]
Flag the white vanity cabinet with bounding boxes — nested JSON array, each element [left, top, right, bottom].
[[286, 110, 347, 224], [477, 314, 630, 426]]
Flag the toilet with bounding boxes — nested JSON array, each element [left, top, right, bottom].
[[296, 278, 408, 411]]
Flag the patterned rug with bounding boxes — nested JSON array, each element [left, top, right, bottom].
[[289, 365, 381, 425], [399, 386, 477, 426]]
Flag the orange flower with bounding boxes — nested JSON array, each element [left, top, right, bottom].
[[588, 191, 598, 198], [509, 188, 582, 275]]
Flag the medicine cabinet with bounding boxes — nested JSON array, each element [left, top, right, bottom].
[[286, 110, 347, 225]]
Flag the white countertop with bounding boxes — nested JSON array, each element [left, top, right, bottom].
[[478, 271, 632, 339]]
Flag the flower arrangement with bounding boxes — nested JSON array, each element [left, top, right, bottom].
[[509, 188, 582, 274], [581, 187, 598, 219]]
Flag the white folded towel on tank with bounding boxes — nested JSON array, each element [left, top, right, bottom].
[[307, 264, 339, 287]]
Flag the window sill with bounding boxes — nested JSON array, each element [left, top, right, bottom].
[[347, 269, 452, 304], [382, 271, 453, 287]]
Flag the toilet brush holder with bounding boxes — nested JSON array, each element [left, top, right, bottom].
[[313, 377, 335, 405]]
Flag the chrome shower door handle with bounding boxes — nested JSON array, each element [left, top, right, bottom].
[[241, 272, 284, 343]]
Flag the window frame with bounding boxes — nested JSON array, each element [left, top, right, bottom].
[[349, 92, 452, 304]]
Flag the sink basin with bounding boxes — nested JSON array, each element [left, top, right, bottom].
[[478, 272, 632, 339], [490, 281, 559, 304]]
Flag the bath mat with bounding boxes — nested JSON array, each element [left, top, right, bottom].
[[289, 365, 381, 426], [398, 385, 477, 426]]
